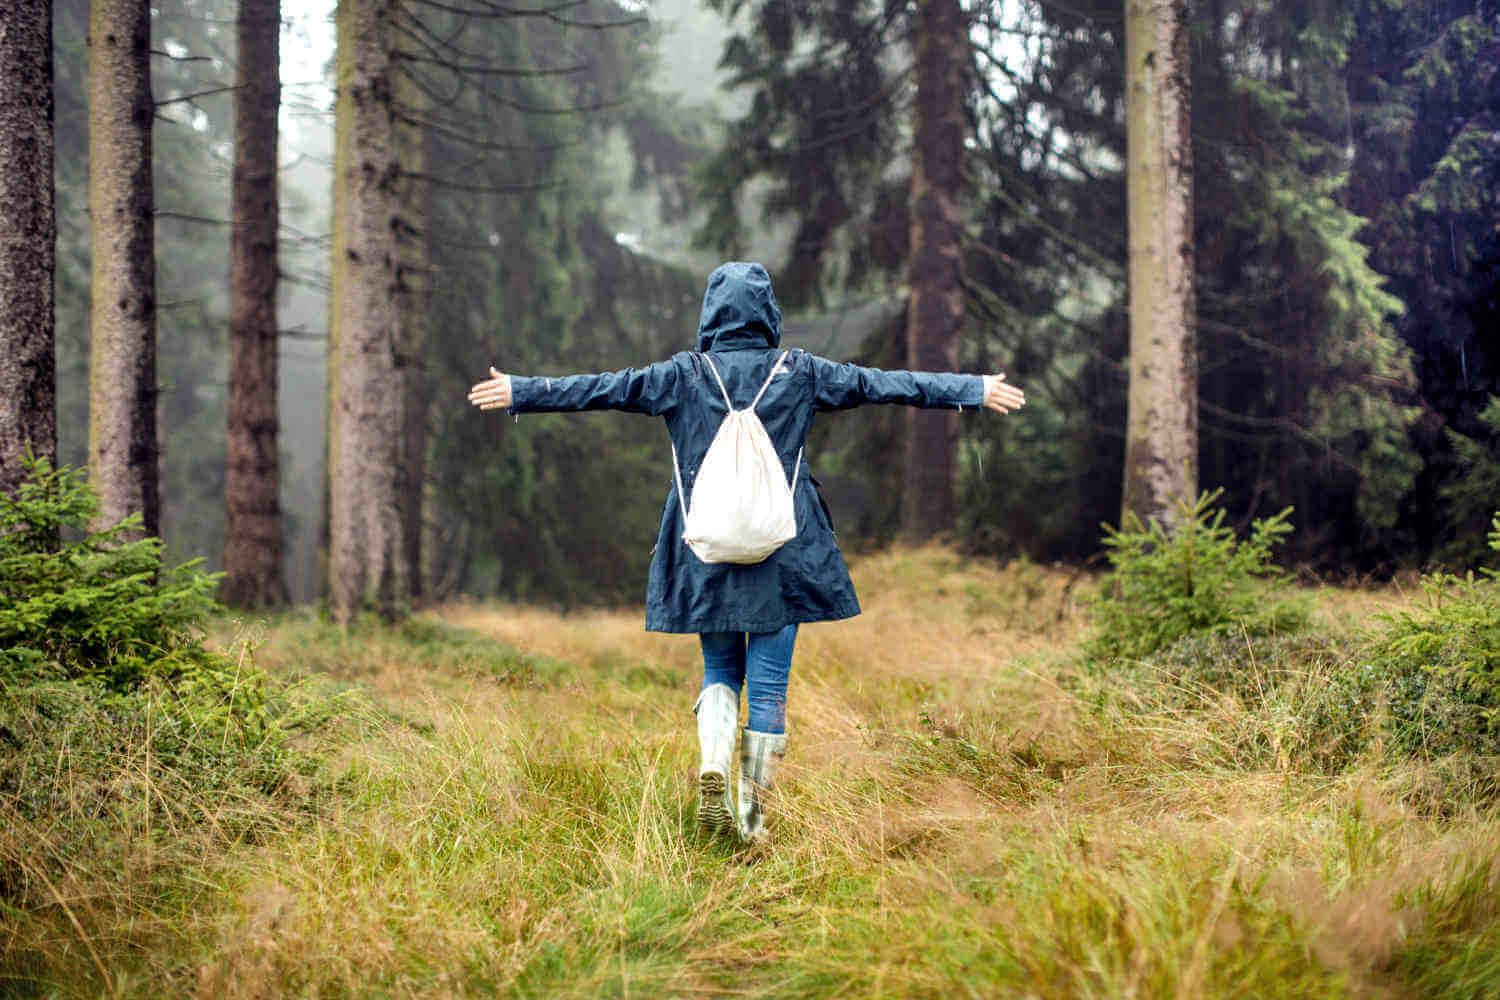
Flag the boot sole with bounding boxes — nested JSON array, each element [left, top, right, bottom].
[[698, 771, 732, 833]]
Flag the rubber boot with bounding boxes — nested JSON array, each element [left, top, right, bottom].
[[737, 728, 788, 843], [693, 683, 739, 834]]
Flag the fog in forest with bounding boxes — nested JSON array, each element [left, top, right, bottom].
[[39, 0, 1500, 606]]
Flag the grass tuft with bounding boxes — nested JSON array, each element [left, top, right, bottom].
[[2, 548, 1498, 996]]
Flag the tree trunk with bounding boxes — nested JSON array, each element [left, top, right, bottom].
[[0, 0, 56, 495], [222, 0, 288, 608], [1122, 0, 1196, 529], [328, 0, 407, 623], [901, 0, 967, 543], [393, 44, 428, 603], [88, 0, 158, 537]]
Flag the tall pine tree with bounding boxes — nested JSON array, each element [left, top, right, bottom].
[[329, 0, 406, 623], [1121, 0, 1196, 528], [903, 0, 969, 541], [0, 0, 56, 495], [223, 0, 288, 608], [88, 0, 158, 538]]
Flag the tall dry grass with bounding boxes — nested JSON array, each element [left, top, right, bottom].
[[3, 547, 1497, 996]]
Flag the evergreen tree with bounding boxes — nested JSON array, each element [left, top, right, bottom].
[[222, 0, 288, 609], [1189, 0, 1416, 565], [413, 2, 708, 603], [1342, 0, 1500, 561], [696, 0, 910, 307], [903, 0, 968, 541]]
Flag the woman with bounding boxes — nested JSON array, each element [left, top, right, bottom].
[[468, 262, 1025, 843]]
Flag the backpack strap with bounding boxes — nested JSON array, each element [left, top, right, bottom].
[[700, 350, 791, 412], [750, 350, 791, 411], [699, 354, 734, 410], [671, 441, 689, 521]]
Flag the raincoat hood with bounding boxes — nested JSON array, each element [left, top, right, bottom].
[[696, 262, 782, 352]]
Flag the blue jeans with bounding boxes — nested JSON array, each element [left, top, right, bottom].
[[699, 625, 798, 735]]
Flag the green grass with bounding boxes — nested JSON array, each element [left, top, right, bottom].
[[3, 551, 1499, 997]]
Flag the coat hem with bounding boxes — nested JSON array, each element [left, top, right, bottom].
[[643, 600, 861, 634]]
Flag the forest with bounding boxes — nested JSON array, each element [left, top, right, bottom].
[[2, 0, 1500, 995], [4, 0, 1499, 614]]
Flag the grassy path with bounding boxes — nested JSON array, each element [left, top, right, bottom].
[[7, 549, 1499, 996]]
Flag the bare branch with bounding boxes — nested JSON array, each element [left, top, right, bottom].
[[394, 108, 583, 153], [394, 50, 587, 78], [279, 325, 329, 340], [156, 210, 231, 225], [427, 232, 509, 252], [392, 9, 588, 77], [404, 171, 562, 195], [151, 48, 213, 62], [155, 83, 240, 107], [394, 58, 630, 116], [400, 0, 647, 29], [280, 271, 331, 291]]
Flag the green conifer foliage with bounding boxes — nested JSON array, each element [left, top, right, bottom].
[[1344, 1, 1500, 562], [414, 5, 706, 603], [0, 454, 222, 691], [1087, 489, 1305, 662]]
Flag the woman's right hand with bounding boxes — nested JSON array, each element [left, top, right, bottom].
[[983, 374, 1026, 413], [468, 366, 512, 411]]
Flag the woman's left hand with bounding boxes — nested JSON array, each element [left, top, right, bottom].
[[468, 367, 512, 410], [983, 374, 1026, 414]]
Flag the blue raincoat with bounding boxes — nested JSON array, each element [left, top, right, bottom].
[[508, 262, 984, 633]]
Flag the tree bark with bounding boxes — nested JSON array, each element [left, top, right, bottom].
[[901, 0, 967, 543], [222, 0, 288, 608], [1122, 0, 1196, 529], [88, 0, 158, 538], [0, 0, 56, 495], [328, 0, 408, 623], [392, 35, 428, 603]]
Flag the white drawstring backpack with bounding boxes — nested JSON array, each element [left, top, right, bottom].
[[672, 351, 801, 564]]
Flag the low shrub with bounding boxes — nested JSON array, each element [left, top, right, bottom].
[[1362, 513, 1500, 760], [0, 454, 222, 692], [1087, 489, 1307, 663], [1109, 511, 1500, 788], [0, 456, 356, 908]]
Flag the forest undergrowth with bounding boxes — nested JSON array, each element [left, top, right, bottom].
[[4, 528, 1500, 996]]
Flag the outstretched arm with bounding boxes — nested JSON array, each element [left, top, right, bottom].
[[810, 356, 1025, 413], [468, 360, 679, 416]]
